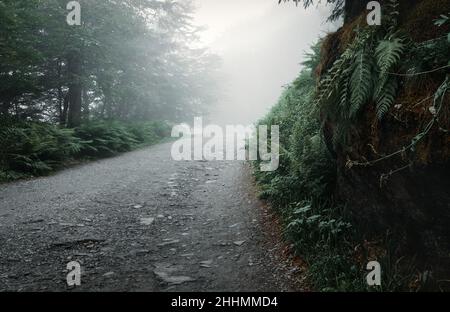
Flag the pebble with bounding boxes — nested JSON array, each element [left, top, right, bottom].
[[140, 217, 155, 225], [157, 240, 180, 247], [200, 260, 213, 268], [103, 272, 115, 277]]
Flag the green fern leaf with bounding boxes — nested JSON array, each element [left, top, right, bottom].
[[349, 50, 374, 118], [375, 38, 405, 74], [376, 77, 398, 119]]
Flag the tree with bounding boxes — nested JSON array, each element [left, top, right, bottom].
[[0, 0, 220, 126]]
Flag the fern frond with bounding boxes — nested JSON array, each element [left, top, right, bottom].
[[376, 77, 399, 119], [375, 38, 405, 74], [386, 0, 400, 34], [349, 49, 375, 118], [339, 67, 351, 110], [315, 27, 375, 115]]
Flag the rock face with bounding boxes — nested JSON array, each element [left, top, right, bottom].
[[320, 0, 450, 278]]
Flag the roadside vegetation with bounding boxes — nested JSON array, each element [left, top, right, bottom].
[[254, 43, 365, 291], [0, 119, 171, 182], [0, 0, 219, 182], [255, 0, 449, 291]]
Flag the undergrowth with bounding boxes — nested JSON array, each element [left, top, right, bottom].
[[252, 8, 449, 288], [0, 119, 171, 182], [253, 44, 367, 291]]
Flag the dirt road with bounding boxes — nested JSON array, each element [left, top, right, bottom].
[[0, 142, 305, 291]]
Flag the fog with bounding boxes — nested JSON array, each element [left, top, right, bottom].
[[193, 0, 340, 126]]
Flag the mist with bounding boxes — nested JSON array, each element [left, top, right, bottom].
[[193, 0, 340, 126]]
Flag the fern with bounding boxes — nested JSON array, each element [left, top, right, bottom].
[[0, 120, 169, 179], [349, 49, 375, 118], [314, 3, 447, 140], [385, 0, 400, 35], [373, 38, 405, 119], [376, 77, 399, 119], [316, 27, 376, 121], [375, 39, 405, 74], [338, 67, 351, 110]]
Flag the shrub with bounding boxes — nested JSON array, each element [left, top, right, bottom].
[[253, 42, 364, 291], [0, 119, 170, 181], [74, 122, 139, 157], [0, 120, 83, 176], [127, 121, 171, 145]]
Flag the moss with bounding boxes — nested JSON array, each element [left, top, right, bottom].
[[339, 13, 366, 51], [316, 31, 341, 79]]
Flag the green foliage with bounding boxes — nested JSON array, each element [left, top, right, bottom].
[[0, 0, 219, 123], [128, 121, 172, 143], [75, 121, 171, 157], [252, 29, 446, 289], [316, 26, 404, 122], [0, 119, 169, 181], [286, 201, 352, 253], [0, 119, 84, 176], [317, 3, 449, 131], [375, 76, 399, 119], [435, 13, 450, 59], [316, 0, 406, 122], [373, 38, 406, 118], [283, 200, 369, 291], [349, 47, 375, 118], [253, 42, 365, 291], [308, 253, 365, 292], [316, 27, 375, 120], [74, 122, 139, 156], [375, 39, 405, 74], [256, 2, 450, 291]]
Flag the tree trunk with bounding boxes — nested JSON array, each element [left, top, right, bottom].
[[0, 101, 10, 116], [57, 59, 65, 125], [344, 0, 367, 22], [58, 86, 64, 124], [61, 93, 69, 125], [67, 51, 82, 128], [103, 88, 113, 119], [82, 87, 89, 121]]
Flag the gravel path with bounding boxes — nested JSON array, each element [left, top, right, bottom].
[[0, 142, 305, 292]]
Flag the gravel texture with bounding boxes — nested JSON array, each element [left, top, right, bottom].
[[0, 142, 306, 292]]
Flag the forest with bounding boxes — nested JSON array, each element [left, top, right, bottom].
[[0, 0, 218, 181]]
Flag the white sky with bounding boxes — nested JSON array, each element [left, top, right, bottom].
[[192, 0, 340, 125]]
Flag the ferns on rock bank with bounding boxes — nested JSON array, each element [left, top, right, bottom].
[[316, 2, 449, 149], [255, 1, 450, 292], [316, 28, 406, 122]]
